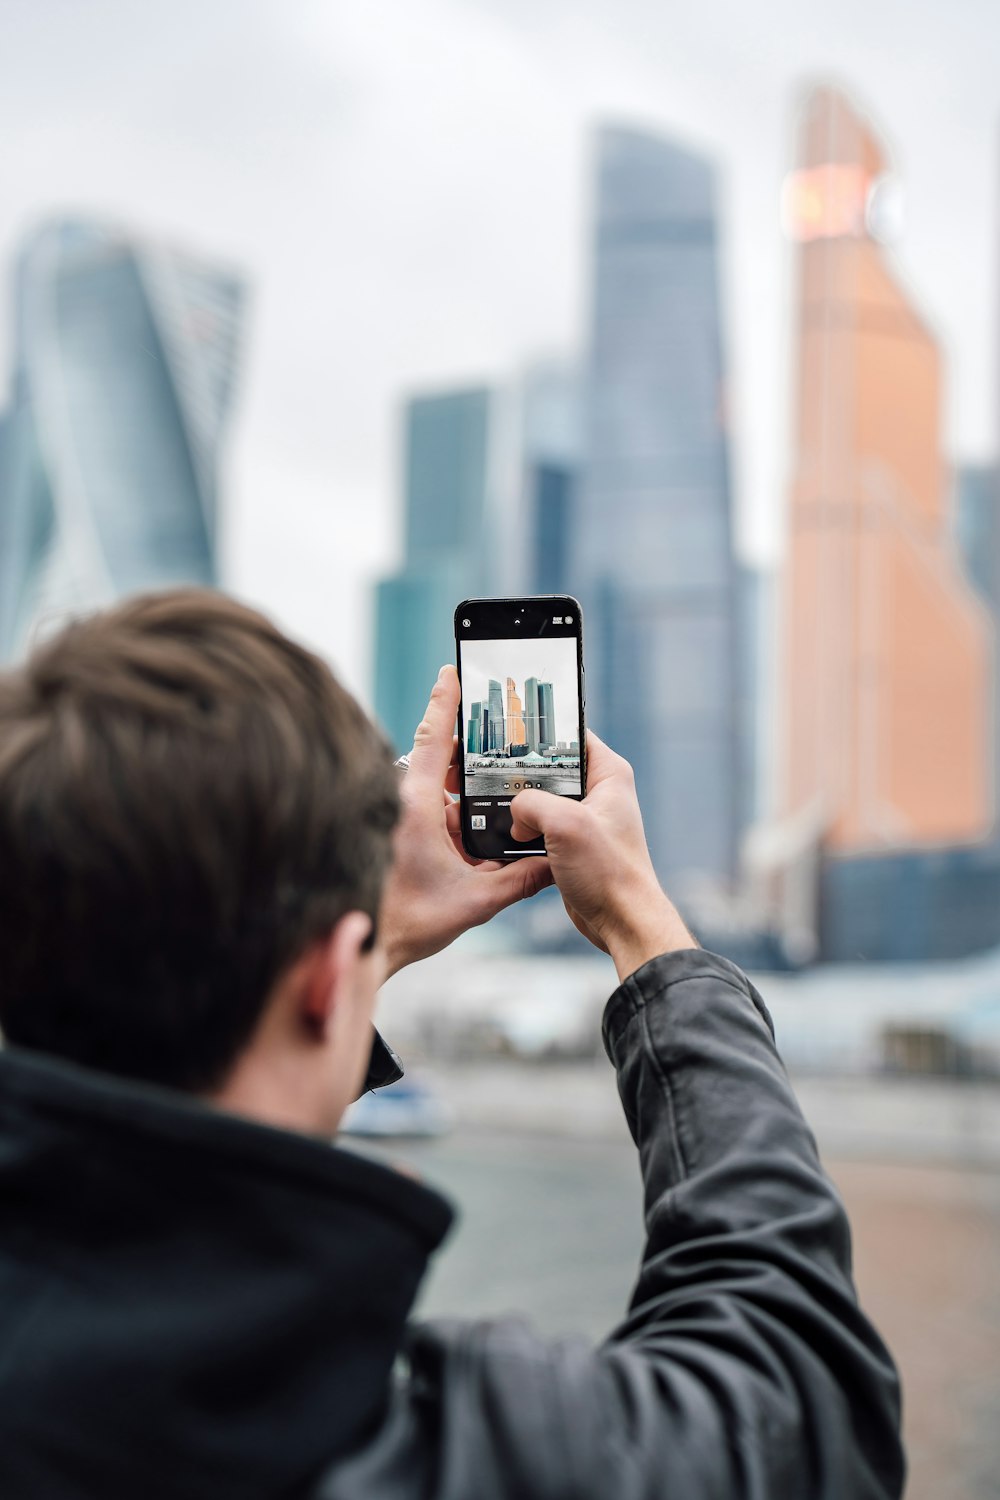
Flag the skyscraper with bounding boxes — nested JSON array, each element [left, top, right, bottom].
[[521, 363, 581, 597], [467, 701, 483, 754], [524, 677, 540, 752], [537, 681, 555, 751], [506, 676, 526, 751], [488, 679, 505, 751], [0, 219, 244, 660], [375, 387, 491, 752], [572, 125, 741, 891], [781, 88, 991, 853]]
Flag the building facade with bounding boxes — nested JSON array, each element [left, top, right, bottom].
[[506, 676, 527, 751], [0, 219, 244, 661], [781, 88, 992, 853], [537, 681, 555, 752], [524, 676, 540, 752], [572, 125, 741, 892], [521, 363, 581, 598], [374, 387, 492, 752], [487, 678, 505, 752], [467, 700, 483, 755]]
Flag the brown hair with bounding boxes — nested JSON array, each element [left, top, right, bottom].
[[0, 589, 400, 1091]]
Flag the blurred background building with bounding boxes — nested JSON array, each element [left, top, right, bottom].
[[572, 125, 743, 900], [374, 386, 493, 753], [0, 219, 244, 661], [756, 87, 1000, 962], [515, 362, 582, 599]]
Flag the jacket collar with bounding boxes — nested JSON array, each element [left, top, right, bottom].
[[0, 1045, 454, 1498]]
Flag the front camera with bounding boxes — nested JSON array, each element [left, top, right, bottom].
[[462, 618, 471, 627]]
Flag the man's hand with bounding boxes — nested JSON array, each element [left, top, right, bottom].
[[379, 666, 553, 980], [509, 732, 696, 983]]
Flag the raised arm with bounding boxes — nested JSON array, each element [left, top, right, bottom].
[[403, 738, 904, 1499], [324, 733, 904, 1500]]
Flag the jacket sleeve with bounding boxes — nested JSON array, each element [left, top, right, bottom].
[[399, 949, 905, 1500]]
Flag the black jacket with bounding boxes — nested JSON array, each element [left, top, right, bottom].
[[0, 950, 904, 1499]]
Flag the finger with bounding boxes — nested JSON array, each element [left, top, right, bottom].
[[443, 735, 460, 794], [509, 787, 581, 845], [407, 666, 460, 791], [472, 857, 554, 915], [582, 729, 631, 789]]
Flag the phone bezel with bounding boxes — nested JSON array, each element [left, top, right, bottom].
[[454, 595, 587, 862]]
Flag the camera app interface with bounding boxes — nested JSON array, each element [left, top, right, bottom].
[[459, 635, 583, 817]]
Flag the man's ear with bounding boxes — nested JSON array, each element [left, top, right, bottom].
[[299, 912, 374, 1039]]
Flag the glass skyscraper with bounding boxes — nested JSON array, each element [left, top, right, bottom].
[[536, 681, 555, 752], [487, 678, 505, 751], [467, 701, 483, 754], [521, 363, 581, 598], [524, 676, 540, 752], [573, 126, 741, 891], [375, 388, 492, 753], [0, 219, 244, 661]]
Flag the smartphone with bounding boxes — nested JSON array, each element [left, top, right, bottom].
[[454, 596, 586, 861]]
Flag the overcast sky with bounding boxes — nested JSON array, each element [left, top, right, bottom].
[[1, 0, 997, 704]]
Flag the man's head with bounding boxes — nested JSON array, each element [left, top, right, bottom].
[[0, 590, 400, 1128]]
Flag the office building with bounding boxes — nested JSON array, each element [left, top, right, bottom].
[[521, 363, 581, 597], [506, 676, 527, 751], [374, 388, 492, 752], [0, 219, 244, 660], [524, 677, 540, 753], [467, 701, 483, 755], [488, 679, 505, 751], [572, 125, 741, 892], [781, 88, 991, 852], [765, 87, 996, 962], [537, 681, 555, 751]]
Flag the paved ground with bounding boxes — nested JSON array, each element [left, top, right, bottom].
[[355, 1084, 1000, 1500]]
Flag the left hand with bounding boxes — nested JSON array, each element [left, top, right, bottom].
[[379, 665, 553, 980]]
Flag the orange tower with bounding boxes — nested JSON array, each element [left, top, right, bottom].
[[781, 87, 992, 852], [505, 677, 527, 750]]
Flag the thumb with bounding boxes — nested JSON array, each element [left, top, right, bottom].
[[509, 788, 580, 846]]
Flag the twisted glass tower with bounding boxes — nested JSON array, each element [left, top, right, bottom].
[[0, 220, 244, 660]]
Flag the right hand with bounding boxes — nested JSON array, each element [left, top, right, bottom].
[[509, 732, 696, 982]]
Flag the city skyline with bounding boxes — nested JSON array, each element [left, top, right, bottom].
[[1, 3, 997, 703], [465, 674, 581, 758], [459, 636, 580, 752]]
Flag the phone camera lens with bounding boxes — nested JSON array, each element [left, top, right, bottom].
[[566, 614, 574, 624], [462, 618, 471, 627]]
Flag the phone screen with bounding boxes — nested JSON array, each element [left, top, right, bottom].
[[455, 596, 586, 861]]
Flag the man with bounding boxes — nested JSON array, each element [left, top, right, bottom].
[[0, 589, 903, 1500]]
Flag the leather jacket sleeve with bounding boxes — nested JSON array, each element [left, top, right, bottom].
[[321, 949, 905, 1500]]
